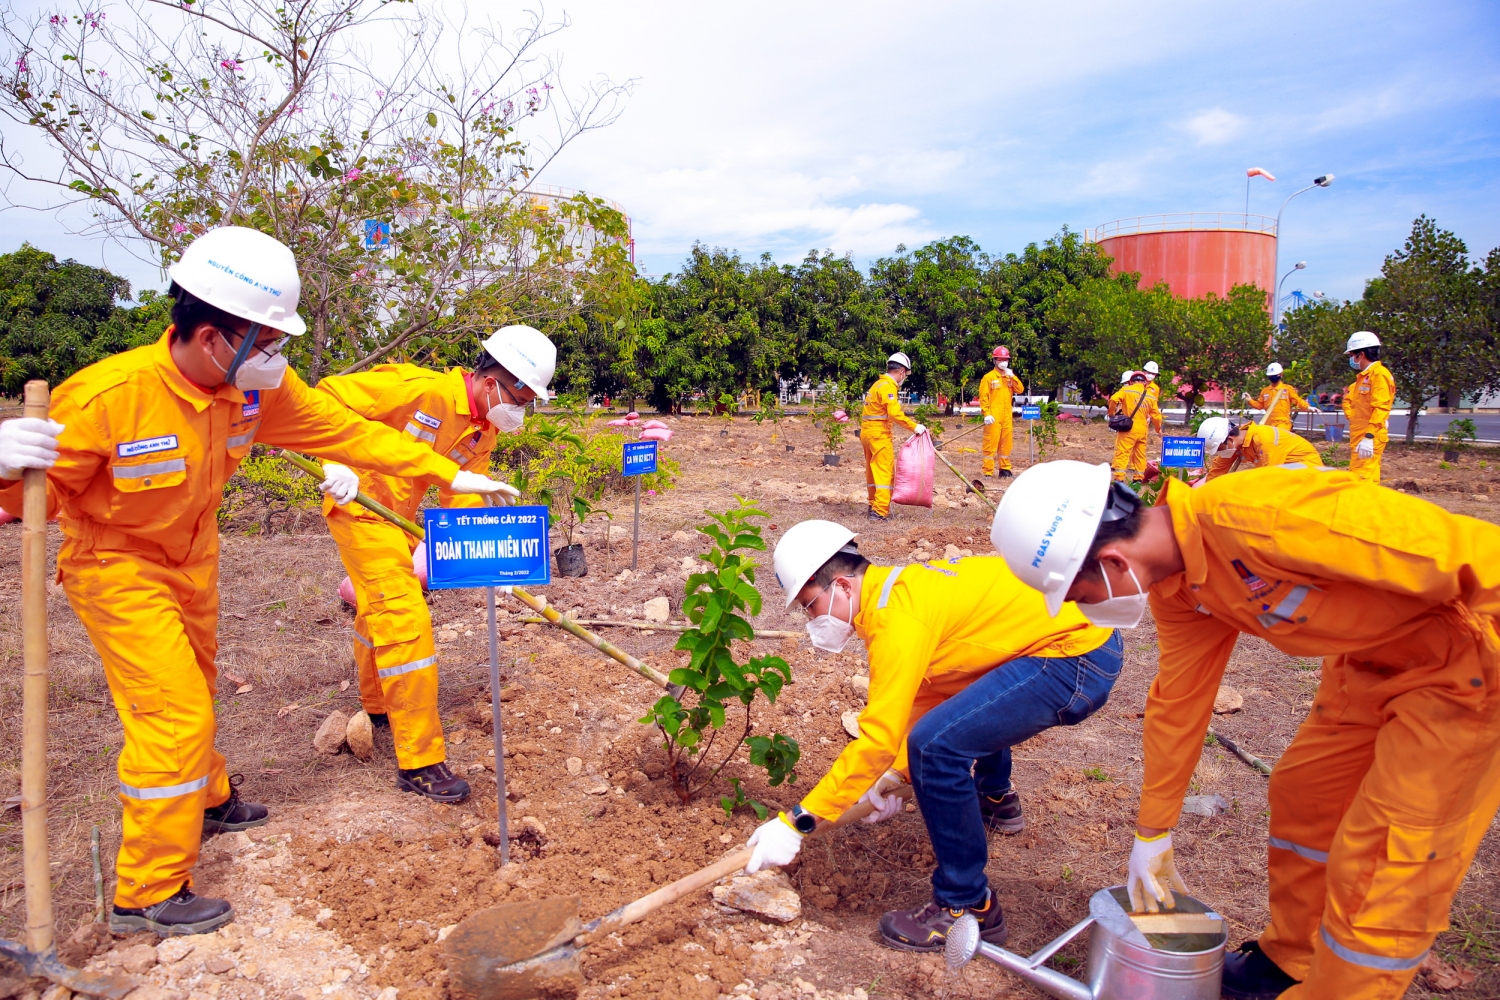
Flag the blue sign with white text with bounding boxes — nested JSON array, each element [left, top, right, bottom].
[[363, 219, 391, 250], [1020, 404, 1041, 420], [423, 506, 551, 589], [623, 440, 658, 477], [1161, 436, 1206, 469]]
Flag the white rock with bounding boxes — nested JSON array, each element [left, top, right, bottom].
[[849, 675, 870, 698], [112, 943, 159, 975], [155, 937, 197, 965], [313, 710, 349, 755], [642, 596, 671, 623], [672, 529, 694, 542], [346, 710, 375, 761], [436, 924, 458, 943], [1181, 793, 1230, 817], [219, 831, 254, 855], [565, 757, 584, 776], [712, 869, 802, 923], [1213, 685, 1244, 714], [840, 710, 861, 739]]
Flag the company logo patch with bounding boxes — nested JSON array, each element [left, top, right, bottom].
[[1231, 559, 1271, 598], [413, 410, 442, 430], [117, 434, 179, 458], [242, 389, 260, 417]]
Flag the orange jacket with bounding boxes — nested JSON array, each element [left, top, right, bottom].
[[1205, 425, 1322, 480], [1252, 383, 1311, 425], [1342, 361, 1395, 434], [1109, 383, 1161, 434], [1140, 470, 1500, 828], [861, 373, 917, 433], [799, 558, 1111, 820], [0, 332, 460, 564], [314, 364, 498, 521], [978, 367, 1024, 421]]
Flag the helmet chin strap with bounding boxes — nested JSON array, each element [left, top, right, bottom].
[[222, 322, 264, 387]]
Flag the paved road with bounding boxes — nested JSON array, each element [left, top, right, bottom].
[[1059, 405, 1500, 444]]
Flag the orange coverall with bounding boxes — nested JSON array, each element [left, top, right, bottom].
[[1343, 360, 1395, 483], [1204, 424, 1322, 481], [861, 373, 917, 517], [978, 366, 1025, 475], [315, 365, 498, 770], [1253, 382, 1312, 431], [1142, 470, 1500, 999], [0, 332, 460, 909], [1108, 382, 1160, 482], [799, 558, 1109, 819]]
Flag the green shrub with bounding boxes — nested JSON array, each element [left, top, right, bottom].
[[220, 450, 322, 533]]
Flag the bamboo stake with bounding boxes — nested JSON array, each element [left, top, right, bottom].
[[21, 380, 53, 957], [1209, 727, 1274, 776], [932, 447, 997, 511], [277, 450, 674, 691]]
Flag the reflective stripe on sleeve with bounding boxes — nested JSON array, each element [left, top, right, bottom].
[[377, 653, 438, 679], [112, 458, 187, 478], [1257, 585, 1312, 629], [403, 422, 438, 444], [352, 631, 373, 649], [877, 567, 904, 610], [1269, 836, 1329, 863], [119, 775, 209, 800], [1319, 926, 1427, 971]]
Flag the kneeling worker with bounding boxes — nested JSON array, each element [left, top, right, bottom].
[[994, 460, 1500, 1000], [1198, 417, 1321, 481], [314, 325, 554, 804], [744, 519, 1121, 951], [0, 227, 513, 936]]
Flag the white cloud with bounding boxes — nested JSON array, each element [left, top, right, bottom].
[[1181, 107, 1248, 145]]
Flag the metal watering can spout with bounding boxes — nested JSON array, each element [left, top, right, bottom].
[[945, 913, 1095, 1000]]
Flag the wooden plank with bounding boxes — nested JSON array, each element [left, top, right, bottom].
[[1129, 912, 1225, 935]]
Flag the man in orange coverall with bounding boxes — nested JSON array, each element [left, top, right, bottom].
[[314, 324, 554, 804], [1108, 370, 1160, 483], [0, 227, 513, 937], [1196, 418, 1322, 481], [742, 519, 1119, 952], [861, 352, 927, 520], [979, 346, 1025, 478], [995, 459, 1500, 1000], [1250, 363, 1313, 432], [1343, 331, 1395, 483]]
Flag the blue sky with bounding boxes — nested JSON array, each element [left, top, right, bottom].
[[3, 0, 1498, 304]]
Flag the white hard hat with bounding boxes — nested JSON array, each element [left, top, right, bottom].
[[1198, 416, 1233, 455], [991, 461, 1114, 617], [1142, 361, 1160, 375], [773, 520, 857, 609], [1266, 362, 1284, 377], [1120, 370, 1135, 384], [167, 226, 306, 336], [481, 325, 557, 401], [888, 352, 913, 370], [1345, 330, 1380, 353]]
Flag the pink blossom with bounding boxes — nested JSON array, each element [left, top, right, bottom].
[[220, 58, 240, 72], [375, 89, 385, 98], [14, 57, 28, 73], [344, 168, 361, 180], [48, 15, 62, 25], [98, 69, 107, 78], [171, 222, 187, 233], [85, 11, 104, 27]]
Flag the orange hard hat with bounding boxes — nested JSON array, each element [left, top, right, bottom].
[[991, 346, 1011, 361]]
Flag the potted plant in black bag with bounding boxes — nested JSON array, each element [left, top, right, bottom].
[[1441, 418, 1477, 464]]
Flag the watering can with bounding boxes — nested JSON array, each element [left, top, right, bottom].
[[944, 886, 1227, 1000]]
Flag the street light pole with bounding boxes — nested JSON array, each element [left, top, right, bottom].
[[1272, 174, 1333, 328], [1275, 262, 1307, 332]]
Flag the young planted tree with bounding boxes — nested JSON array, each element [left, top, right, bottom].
[[639, 499, 799, 808]]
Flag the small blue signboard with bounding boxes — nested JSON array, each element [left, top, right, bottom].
[[623, 440, 658, 477], [1020, 404, 1042, 420], [363, 219, 391, 250], [1161, 436, 1206, 469], [423, 506, 550, 589]]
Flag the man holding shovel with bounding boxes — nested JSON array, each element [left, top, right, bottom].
[[743, 519, 1121, 952], [0, 226, 512, 936], [993, 460, 1500, 1000], [312, 324, 554, 804]]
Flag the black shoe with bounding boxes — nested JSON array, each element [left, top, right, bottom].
[[979, 788, 1024, 835], [997, 469, 1013, 478], [867, 508, 888, 521], [397, 761, 471, 804], [111, 885, 234, 936], [1222, 940, 1301, 1000], [202, 774, 269, 835], [878, 886, 1007, 952], [367, 712, 390, 729]]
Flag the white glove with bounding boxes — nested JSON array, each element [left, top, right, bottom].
[[1127, 831, 1189, 913], [317, 463, 361, 506], [745, 814, 804, 873], [0, 418, 64, 480], [451, 470, 521, 497], [858, 770, 905, 825], [983, 415, 995, 426], [913, 424, 928, 436], [1356, 436, 1375, 459]]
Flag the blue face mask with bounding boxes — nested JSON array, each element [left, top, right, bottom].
[[1349, 356, 1362, 370]]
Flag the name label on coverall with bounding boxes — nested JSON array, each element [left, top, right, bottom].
[[424, 506, 551, 588]]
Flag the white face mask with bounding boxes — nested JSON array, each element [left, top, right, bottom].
[[1079, 563, 1149, 629], [804, 580, 856, 653], [487, 401, 527, 434], [213, 331, 288, 390]]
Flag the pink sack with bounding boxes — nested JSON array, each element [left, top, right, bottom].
[[411, 542, 429, 587], [639, 427, 673, 442], [891, 432, 936, 508], [338, 576, 356, 605], [642, 419, 669, 430], [606, 418, 631, 426]]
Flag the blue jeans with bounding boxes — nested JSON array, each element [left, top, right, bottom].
[[906, 631, 1124, 908]]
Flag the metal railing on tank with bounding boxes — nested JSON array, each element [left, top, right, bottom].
[[1085, 213, 1278, 241]]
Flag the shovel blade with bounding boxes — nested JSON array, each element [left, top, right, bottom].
[[0, 940, 138, 1000], [447, 897, 584, 1000]]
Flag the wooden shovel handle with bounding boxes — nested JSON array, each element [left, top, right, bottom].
[[589, 784, 915, 937], [21, 380, 54, 954]]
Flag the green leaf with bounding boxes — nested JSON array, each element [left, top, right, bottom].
[[425, 111, 438, 127]]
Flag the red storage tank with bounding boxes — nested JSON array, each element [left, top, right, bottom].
[[1088, 213, 1276, 306]]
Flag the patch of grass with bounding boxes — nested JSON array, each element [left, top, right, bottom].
[[1060, 864, 1075, 882], [1083, 765, 1110, 782]]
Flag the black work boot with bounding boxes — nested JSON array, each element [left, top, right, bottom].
[[367, 712, 390, 729], [979, 788, 1024, 834], [867, 508, 888, 521], [1222, 940, 1301, 1000], [397, 761, 471, 804], [111, 884, 234, 936], [202, 774, 269, 835], [997, 469, 1013, 478], [879, 887, 1007, 952]]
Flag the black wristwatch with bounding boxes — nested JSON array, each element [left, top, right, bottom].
[[789, 803, 818, 834]]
